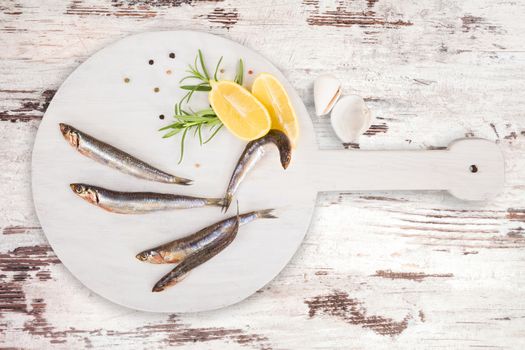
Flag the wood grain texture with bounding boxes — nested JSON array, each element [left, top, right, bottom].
[[1, 0, 524, 348]]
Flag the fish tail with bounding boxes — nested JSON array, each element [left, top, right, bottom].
[[256, 208, 277, 219], [222, 193, 233, 213], [174, 176, 193, 186], [207, 197, 226, 207]]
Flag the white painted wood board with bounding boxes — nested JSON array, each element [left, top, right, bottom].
[[2, 0, 525, 348], [31, 31, 504, 313]]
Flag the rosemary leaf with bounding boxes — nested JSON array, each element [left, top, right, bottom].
[[178, 128, 189, 164], [176, 116, 206, 123], [163, 128, 182, 138], [159, 123, 181, 131], [180, 85, 211, 91], [193, 54, 199, 74], [198, 124, 203, 145], [179, 75, 198, 84], [178, 91, 191, 107], [203, 124, 223, 144], [213, 56, 224, 81], [234, 59, 244, 85], [184, 88, 196, 104], [198, 49, 210, 80]]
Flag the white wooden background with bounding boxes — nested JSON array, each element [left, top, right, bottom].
[[1, 0, 525, 348]]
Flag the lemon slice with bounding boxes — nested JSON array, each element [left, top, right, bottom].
[[208, 80, 271, 141], [251, 73, 299, 146]]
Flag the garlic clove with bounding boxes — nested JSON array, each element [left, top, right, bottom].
[[330, 95, 372, 143], [314, 74, 342, 116]]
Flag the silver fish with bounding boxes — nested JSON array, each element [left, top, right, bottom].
[[223, 130, 291, 211], [70, 183, 223, 214], [59, 123, 191, 185], [136, 209, 276, 264], [151, 209, 242, 292]]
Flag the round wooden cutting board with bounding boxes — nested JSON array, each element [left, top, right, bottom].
[[31, 31, 504, 313], [32, 31, 320, 312]]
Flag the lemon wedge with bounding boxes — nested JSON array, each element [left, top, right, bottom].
[[251, 73, 299, 146], [208, 80, 271, 141]]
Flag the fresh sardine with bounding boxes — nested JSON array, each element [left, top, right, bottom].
[[70, 183, 223, 214], [152, 210, 241, 292], [59, 123, 191, 185], [136, 209, 276, 264], [223, 130, 291, 211]]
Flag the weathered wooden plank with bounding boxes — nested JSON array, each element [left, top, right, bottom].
[[1, 0, 525, 348], [0, 90, 55, 122]]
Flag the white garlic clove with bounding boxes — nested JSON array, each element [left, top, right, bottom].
[[314, 74, 342, 116], [330, 95, 372, 143]]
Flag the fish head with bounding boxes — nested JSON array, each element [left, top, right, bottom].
[[279, 148, 292, 169], [265, 130, 292, 169], [70, 183, 99, 204], [59, 123, 79, 148], [135, 250, 165, 264], [274, 133, 292, 169], [152, 274, 185, 292]]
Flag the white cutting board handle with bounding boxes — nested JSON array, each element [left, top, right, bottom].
[[310, 138, 504, 201]]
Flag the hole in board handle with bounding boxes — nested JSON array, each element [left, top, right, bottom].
[[470, 165, 478, 173]]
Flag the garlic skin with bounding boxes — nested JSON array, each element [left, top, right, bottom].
[[314, 74, 341, 116], [330, 95, 372, 143]]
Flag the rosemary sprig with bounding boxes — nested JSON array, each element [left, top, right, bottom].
[[160, 50, 245, 163], [160, 107, 223, 163]]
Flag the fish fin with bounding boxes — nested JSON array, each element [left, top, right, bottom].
[[175, 177, 193, 186], [207, 198, 226, 207], [256, 208, 277, 219], [222, 193, 233, 213]]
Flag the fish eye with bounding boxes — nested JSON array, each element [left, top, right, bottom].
[[75, 186, 84, 193]]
